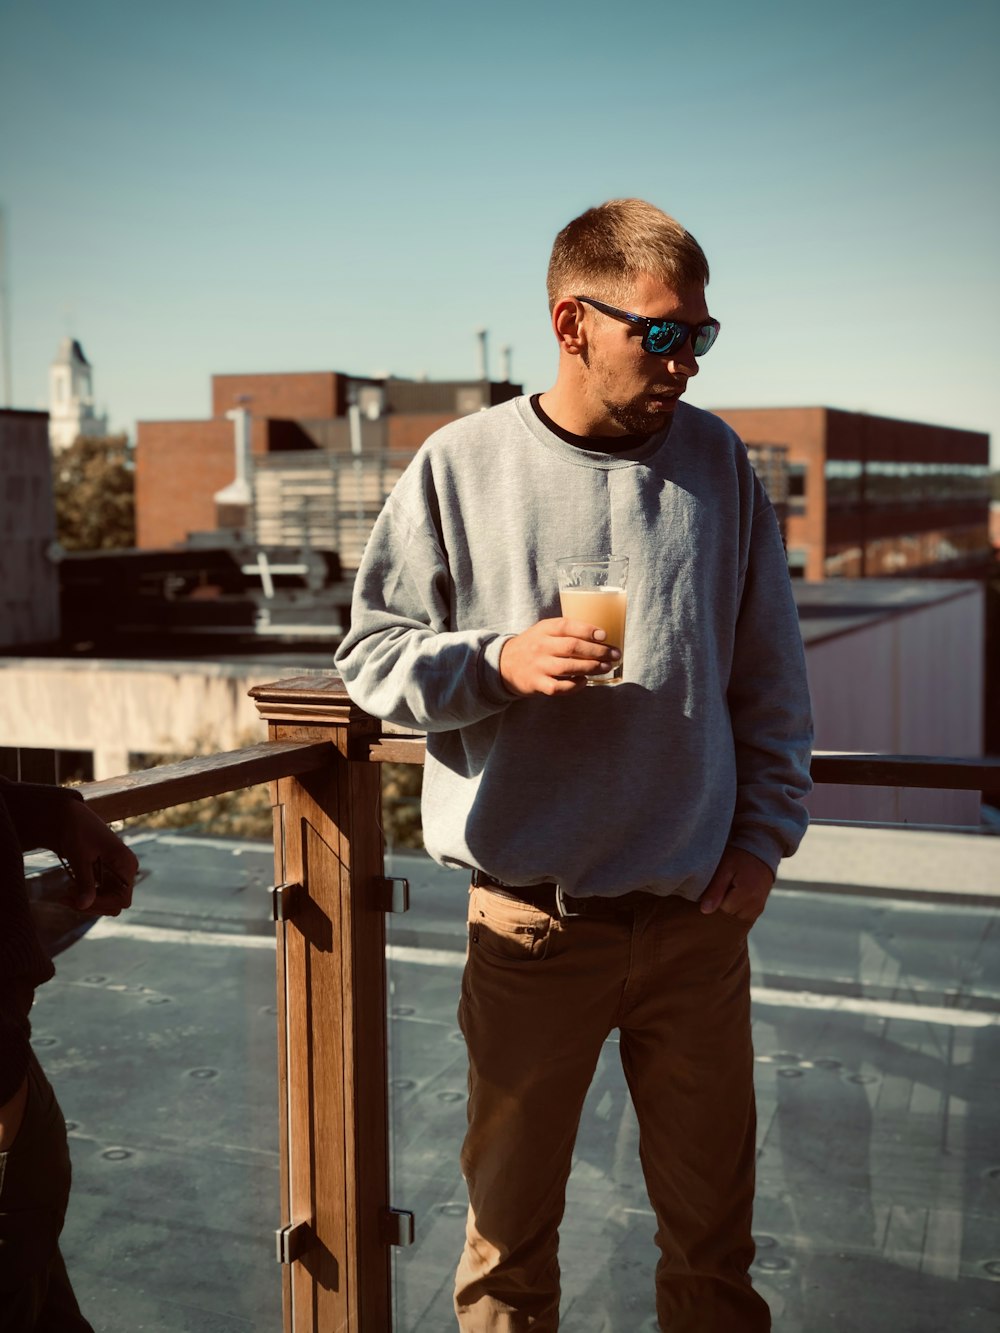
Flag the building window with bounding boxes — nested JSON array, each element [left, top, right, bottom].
[[787, 464, 806, 514], [786, 547, 808, 578], [862, 460, 991, 505], [746, 444, 790, 506], [825, 459, 862, 506]]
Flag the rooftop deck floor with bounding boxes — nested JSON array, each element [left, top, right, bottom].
[[28, 826, 1000, 1331]]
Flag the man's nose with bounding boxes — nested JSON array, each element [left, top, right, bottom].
[[664, 339, 699, 378]]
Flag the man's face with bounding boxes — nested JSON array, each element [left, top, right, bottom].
[[579, 273, 710, 436]]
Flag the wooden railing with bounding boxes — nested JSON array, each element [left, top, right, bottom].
[[72, 675, 1000, 1333]]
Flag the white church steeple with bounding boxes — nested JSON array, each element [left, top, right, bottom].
[[48, 337, 108, 451]]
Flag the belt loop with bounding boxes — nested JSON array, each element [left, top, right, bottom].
[[555, 885, 581, 919]]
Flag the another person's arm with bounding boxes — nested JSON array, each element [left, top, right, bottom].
[[0, 779, 139, 1148], [1, 777, 139, 915], [53, 798, 140, 914]]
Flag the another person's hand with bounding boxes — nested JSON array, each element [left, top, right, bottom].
[[56, 801, 140, 915], [699, 845, 775, 924], [499, 617, 620, 696]]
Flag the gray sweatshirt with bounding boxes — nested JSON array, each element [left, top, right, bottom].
[[335, 396, 812, 899]]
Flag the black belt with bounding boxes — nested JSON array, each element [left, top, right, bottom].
[[470, 869, 652, 918]]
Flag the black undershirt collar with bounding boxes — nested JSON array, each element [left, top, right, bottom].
[[529, 394, 656, 455]]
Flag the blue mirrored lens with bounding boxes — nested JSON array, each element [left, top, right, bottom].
[[692, 324, 717, 356], [645, 323, 684, 355], [643, 319, 719, 356]]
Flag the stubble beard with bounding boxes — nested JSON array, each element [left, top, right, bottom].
[[585, 346, 674, 438], [600, 394, 672, 437]]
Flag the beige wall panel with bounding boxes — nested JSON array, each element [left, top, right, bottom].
[[805, 588, 983, 825], [0, 659, 279, 777]]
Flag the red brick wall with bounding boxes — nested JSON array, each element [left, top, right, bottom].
[[136, 419, 250, 549], [387, 413, 459, 451], [710, 406, 829, 580], [825, 409, 989, 465], [711, 406, 990, 580], [211, 372, 342, 420]]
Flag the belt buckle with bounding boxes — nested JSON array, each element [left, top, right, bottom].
[[555, 885, 582, 919]]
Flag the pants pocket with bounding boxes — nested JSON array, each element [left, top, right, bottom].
[[468, 886, 555, 963]]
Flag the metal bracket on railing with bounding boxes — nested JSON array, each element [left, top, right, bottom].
[[374, 876, 410, 914], [276, 1219, 314, 1264], [271, 880, 302, 922], [380, 1207, 415, 1248]]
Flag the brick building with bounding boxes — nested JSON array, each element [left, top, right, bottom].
[[0, 409, 59, 647], [136, 370, 521, 560], [139, 386, 991, 581], [713, 406, 991, 580]]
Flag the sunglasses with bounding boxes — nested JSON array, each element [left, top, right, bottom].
[[576, 296, 721, 358]]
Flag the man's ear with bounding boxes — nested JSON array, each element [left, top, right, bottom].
[[552, 298, 586, 356]]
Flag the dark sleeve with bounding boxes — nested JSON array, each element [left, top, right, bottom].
[[0, 1018, 32, 1105], [0, 780, 71, 1102], [0, 777, 84, 854]]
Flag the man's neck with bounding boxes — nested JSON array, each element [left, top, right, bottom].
[[534, 390, 658, 454], [537, 387, 620, 440]]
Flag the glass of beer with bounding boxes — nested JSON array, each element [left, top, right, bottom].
[[556, 554, 629, 686]]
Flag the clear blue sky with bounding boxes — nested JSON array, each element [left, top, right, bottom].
[[2, 0, 998, 462]]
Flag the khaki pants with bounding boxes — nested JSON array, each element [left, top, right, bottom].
[[455, 886, 769, 1332]]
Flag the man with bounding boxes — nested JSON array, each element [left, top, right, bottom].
[[1, 777, 139, 1331], [335, 198, 813, 1331]]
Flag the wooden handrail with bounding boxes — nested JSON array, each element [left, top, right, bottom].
[[60, 667, 996, 826], [250, 675, 999, 791], [77, 739, 334, 822]]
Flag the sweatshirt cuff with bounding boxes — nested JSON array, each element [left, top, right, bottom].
[[478, 634, 520, 707], [727, 829, 787, 877]]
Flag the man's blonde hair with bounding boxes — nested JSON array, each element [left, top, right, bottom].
[[546, 198, 710, 311]]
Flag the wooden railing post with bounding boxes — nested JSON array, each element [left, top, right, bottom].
[[251, 675, 391, 1333]]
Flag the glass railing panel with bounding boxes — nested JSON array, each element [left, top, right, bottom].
[[26, 820, 282, 1332], [384, 850, 470, 1330], [748, 823, 1000, 1332], [381, 810, 1000, 1331]]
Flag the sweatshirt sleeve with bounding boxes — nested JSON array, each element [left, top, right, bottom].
[[725, 493, 814, 871], [334, 488, 518, 732]]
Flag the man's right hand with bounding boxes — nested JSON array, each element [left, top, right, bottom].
[[499, 618, 620, 696]]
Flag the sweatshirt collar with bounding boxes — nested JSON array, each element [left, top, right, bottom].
[[512, 395, 673, 469]]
